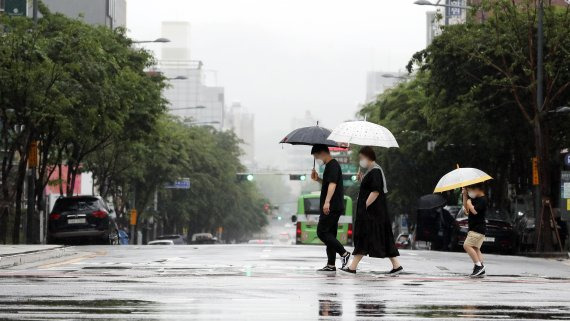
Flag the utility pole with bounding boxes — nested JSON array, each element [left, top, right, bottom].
[[534, 0, 544, 231], [32, 0, 38, 24], [533, 0, 561, 252]]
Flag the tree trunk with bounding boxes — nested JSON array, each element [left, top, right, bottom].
[[12, 158, 27, 244]]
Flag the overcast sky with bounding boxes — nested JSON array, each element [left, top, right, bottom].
[[127, 0, 433, 168]]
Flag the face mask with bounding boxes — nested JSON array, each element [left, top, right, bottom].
[[359, 159, 369, 168], [315, 159, 324, 166], [468, 191, 477, 199]]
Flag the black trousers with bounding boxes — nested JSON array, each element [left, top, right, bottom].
[[317, 212, 347, 265]]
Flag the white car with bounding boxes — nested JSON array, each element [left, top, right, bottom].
[[147, 240, 174, 246]]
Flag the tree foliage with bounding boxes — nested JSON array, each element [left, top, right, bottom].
[[0, 8, 266, 243]]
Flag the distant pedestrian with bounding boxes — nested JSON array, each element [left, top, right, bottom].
[[462, 183, 487, 278], [310, 144, 351, 272], [341, 146, 402, 275]]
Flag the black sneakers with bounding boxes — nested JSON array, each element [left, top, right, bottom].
[[341, 252, 351, 269], [340, 267, 356, 274], [469, 264, 486, 278], [317, 265, 336, 272], [388, 266, 403, 276]]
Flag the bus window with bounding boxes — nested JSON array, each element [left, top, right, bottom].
[[304, 198, 321, 214], [303, 197, 349, 215]]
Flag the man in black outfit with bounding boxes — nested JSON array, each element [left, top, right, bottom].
[[310, 144, 350, 272]]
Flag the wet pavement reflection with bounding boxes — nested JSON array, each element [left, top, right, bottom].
[[0, 245, 569, 320]]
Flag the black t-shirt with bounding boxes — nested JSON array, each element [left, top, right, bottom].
[[468, 196, 487, 234], [320, 159, 345, 215]]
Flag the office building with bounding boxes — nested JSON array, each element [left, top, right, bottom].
[[24, 0, 126, 29], [156, 21, 225, 130], [426, 11, 443, 46], [224, 102, 255, 169], [365, 71, 407, 103]]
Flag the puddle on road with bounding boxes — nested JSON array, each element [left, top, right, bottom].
[[356, 301, 386, 317], [315, 294, 570, 320], [0, 299, 156, 315], [319, 299, 343, 316], [397, 304, 570, 319]]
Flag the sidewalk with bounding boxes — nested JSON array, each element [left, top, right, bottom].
[[0, 245, 72, 268]]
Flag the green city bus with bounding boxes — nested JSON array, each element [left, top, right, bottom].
[[294, 192, 353, 245]]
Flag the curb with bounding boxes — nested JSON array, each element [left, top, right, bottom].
[[0, 246, 73, 268], [522, 252, 569, 259]]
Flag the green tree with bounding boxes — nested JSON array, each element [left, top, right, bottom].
[[407, 0, 570, 250]]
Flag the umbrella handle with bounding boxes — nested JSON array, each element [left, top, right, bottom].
[[313, 158, 316, 169]]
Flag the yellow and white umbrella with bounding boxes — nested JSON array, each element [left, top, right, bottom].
[[434, 168, 492, 193]]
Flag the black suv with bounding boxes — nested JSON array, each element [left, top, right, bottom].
[[47, 196, 119, 245]]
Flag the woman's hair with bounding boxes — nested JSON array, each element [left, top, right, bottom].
[[466, 182, 485, 190], [358, 146, 376, 161]]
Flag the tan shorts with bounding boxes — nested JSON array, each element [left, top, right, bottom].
[[464, 231, 485, 248]]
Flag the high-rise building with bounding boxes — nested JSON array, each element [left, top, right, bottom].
[[156, 21, 224, 130], [365, 71, 407, 103], [224, 102, 255, 169], [426, 11, 443, 46], [25, 0, 126, 29]]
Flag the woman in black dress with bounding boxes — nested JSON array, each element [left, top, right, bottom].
[[341, 146, 403, 275]]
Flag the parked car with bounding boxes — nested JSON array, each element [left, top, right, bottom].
[[191, 233, 217, 244], [415, 206, 457, 251], [451, 207, 519, 254], [47, 196, 119, 245], [154, 234, 187, 245], [148, 240, 175, 246]]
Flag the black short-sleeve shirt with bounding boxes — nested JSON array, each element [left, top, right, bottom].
[[468, 196, 487, 234], [320, 159, 345, 214]]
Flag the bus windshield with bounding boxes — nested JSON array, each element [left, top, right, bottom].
[[303, 197, 348, 215]]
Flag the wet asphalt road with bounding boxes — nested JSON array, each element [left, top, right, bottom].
[[0, 245, 569, 320]]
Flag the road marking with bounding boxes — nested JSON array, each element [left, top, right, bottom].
[[38, 251, 105, 269]]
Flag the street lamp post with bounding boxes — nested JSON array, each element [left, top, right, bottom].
[[381, 73, 410, 81], [167, 76, 188, 81], [132, 38, 171, 44], [170, 106, 207, 111], [413, 0, 471, 25], [184, 120, 220, 126]]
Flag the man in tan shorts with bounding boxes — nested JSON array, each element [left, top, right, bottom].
[[462, 183, 487, 278]]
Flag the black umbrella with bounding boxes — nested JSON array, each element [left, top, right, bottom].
[[417, 194, 447, 210], [279, 125, 338, 147], [280, 123, 339, 169]]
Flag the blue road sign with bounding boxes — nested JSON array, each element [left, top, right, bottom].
[[165, 179, 191, 189]]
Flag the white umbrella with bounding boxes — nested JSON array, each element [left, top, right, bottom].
[[327, 121, 399, 148], [434, 168, 492, 193]]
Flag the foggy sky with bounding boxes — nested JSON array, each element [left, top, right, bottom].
[[126, 0, 433, 168]]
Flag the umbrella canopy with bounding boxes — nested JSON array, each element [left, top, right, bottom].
[[434, 168, 492, 193], [417, 194, 447, 210], [279, 125, 338, 147], [327, 121, 399, 148]]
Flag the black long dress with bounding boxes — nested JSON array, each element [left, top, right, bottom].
[[353, 168, 400, 258]]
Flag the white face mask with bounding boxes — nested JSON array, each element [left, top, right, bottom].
[[315, 159, 324, 166], [468, 191, 477, 199], [359, 159, 369, 168]]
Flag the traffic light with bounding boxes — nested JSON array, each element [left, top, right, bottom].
[[237, 173, 254, 182], [343, 174, 358, 182], [289, 174, 307, 181]]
